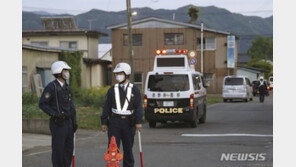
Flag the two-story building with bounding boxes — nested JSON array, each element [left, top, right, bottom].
[[22, 16, 110, 89], [107, 17, 238, 94]]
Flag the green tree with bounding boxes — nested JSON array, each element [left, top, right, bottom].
[[187, 6, 200, 24], [247, 61, 273, 79], [247, 36, 273, 61]]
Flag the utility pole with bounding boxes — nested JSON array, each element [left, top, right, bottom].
[[126, 0, 134, 82], [201, 22, 204, 74]]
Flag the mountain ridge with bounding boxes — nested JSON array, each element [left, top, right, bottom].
[[22, 5, 273, 53]]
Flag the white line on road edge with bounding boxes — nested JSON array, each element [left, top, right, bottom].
[[23, 133, 101, 156], [181, 133, 273, 137], [24, 150, 52, 156]]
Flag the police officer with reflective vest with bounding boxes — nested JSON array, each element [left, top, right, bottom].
[[101, 62, 143, 167], [258, 76, 267, 103], [39, 61, 78, 167]]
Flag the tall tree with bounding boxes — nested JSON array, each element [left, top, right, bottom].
[[247, 36, 273, 61], [187, 6, 200, 24]]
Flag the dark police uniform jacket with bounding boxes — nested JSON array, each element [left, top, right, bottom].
[[39, 79, 76, 125], [259, 81, 267, 95], [101, 83, 143, 125]]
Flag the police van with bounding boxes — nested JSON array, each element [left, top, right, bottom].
[[144, 49, 207, 128]]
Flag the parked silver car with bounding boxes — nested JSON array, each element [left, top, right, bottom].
[[222, 76, 253, 102]]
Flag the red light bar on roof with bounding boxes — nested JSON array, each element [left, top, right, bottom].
[[155, 50, 161, 54], [154, 49, 188, 55]]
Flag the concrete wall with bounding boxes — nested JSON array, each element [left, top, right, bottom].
[[87, 37, 99, 58], [81, 63, 108, 88], [22, 48, 59, 90], [92, 64, 108, 87], [22, 119, 51, 135]]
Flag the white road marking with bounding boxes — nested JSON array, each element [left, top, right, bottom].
[[24, 150, 52, 156], [181, 133, 273, 137], [23, 133, 101, 156]]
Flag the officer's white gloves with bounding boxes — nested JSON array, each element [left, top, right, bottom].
[[136, 124, 142, 131], [101, 125, 107, 132]]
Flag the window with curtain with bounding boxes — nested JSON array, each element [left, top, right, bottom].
[[205, 38, 216, 50], [123, 34, 142, 46], [164, 33, 184, 45], [60, 41, 78, 49]]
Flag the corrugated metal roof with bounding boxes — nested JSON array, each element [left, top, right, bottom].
[[22, 44, 80, 52], [106, 17, 233, 36], [23, 29, 108, 37], [98, 43, 112, 58]]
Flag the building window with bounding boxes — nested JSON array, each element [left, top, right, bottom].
[[164, 33, 184, 45], [134, 73, 143, 90], [205, 38, 216, 50], [60, 41, 77, 49], [197, 37, 216, 50], [123, 34, 142, 46], [22, 66, 28, 89], [31, 41, 48, 46]]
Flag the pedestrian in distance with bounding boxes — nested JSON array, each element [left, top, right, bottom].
[[101, 62, 143, 167], [258, 76, 267, 103], [39, 61, 78, 167]]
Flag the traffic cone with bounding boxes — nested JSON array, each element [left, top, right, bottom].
[[104, 136, 123, 167]]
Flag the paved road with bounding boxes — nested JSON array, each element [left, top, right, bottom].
[[23, 93, 273, 167]]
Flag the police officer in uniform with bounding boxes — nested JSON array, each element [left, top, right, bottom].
[[39, 61, 78, 167], [258, 76, 267, 103], [101, 62, 143, 167]]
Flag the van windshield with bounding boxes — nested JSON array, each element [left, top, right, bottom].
[[225, 78, 244, 85], [148, 75, 189, 91]]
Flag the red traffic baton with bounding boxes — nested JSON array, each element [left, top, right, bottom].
[[72, 133, 76, 167], [137, 130, 143, 167]]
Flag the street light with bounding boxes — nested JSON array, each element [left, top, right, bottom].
[[132, 11, 138, 16]]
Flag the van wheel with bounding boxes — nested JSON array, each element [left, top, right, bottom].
[[223, 99, 227, 102], [199, 105, 207, 124], [149, 121, 156, 128], [250, 98, 253, 101]]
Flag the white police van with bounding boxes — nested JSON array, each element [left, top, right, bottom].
[[144, 49, 207, 128]]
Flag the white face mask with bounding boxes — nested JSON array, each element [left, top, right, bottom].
[[116, 74, 125, 83], [63, 72, 70, 80]]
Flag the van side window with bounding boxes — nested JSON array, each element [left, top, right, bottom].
[[192, 75, 201, 90]]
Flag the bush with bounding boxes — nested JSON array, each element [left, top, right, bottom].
[[23, 103, 49, 119], [247, 61, 273, 78], [76, 107, 102, 130], [22, 91, 39, 105], [79, 86, 110, 109]]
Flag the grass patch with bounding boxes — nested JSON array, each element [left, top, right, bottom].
[[207, 96, 223, 105], [23, 104, 102, 130], [23, 104, 50, 119], [76, 107, 102, 130]]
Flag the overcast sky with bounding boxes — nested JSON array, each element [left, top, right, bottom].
[[23, 0, 273, 18]]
